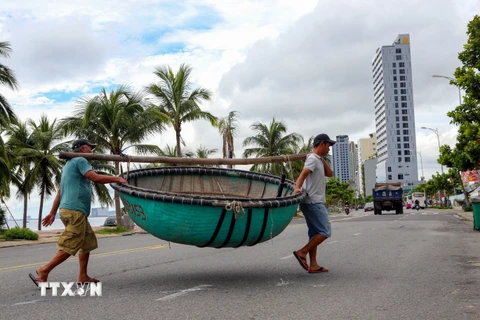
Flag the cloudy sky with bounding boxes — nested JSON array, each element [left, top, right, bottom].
[[1, 0, 477, 218]]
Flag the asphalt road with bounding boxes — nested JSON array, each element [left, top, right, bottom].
[[0, 208, 479, 320]]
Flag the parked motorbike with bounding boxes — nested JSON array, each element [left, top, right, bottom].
[[345, 205, 350, 215], [415, 204, 420, 211]]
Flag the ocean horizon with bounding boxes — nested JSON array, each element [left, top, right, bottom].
[[3, 216, 110, 232]]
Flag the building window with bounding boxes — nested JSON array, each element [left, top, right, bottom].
[[388, 175, 392, 180], [400, 82, 406, 87], [401, 89, 407, 94], [394, 89, 398, 94], [402, 116, 408, 121], [397, 143, 402, 149], [396, 48, 402, 53], [397, 130, 401, 135], [393, 70, 397, 75], [394, 83, 397, 88], [397, 137, 401, 142], [395, 103, 399, 108], [405, 157, 411, 162], [403, 136, 409, 141], [400, 76, 406, 81], [399, 62, 405, 67], [401, 102, 408, 108], [396, 122, 400, 128], [393, 76, 397, 81], [395, 96, 399, 101], [388, 167, 392, 172], [399, 69, 406, 74], [396, 55, 402, 60], [404, 150, 410, 155], [403, 123, 409, 128], [398, 173, 404, 179], [402, 109, 408, 114], [398, 158, 402, 163], [401, 96, 407, 101], [403, 129, 409, 134], [395, 110, 399, 115], [404, 143, 410, 148], [398, 150, 402, 155], [392, 63, 396, 67]]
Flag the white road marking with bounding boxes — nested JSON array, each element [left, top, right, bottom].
[[157, 285, 212, 301], [433, 212, 439, 215], [276, 279, 291, 287], [422, 212, 427, 215], [280, 255, 294, 260], [353, 233, 361, 236], [326, 240, 339, 244]]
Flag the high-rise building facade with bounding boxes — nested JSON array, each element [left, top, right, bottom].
[[332, 135, 351, 183], [371, 34, 418, 187], [357, 133, 377, 196]]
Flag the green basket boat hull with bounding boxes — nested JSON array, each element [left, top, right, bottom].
[[120, 194, 297, 248]]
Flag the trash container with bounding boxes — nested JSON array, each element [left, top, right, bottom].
[[469, 199, 480, 231]]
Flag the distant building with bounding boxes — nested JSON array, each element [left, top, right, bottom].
[[357, 133, 377, 196], [364, 158, 377, 197], [91, 207, 110, 217], [371, 34, 419, 187], [332, 135, 351, 183]]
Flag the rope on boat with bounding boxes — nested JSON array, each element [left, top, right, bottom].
[[225, 200, 245, 219]]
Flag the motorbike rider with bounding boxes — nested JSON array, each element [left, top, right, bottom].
[[414, 199, 420, 210]]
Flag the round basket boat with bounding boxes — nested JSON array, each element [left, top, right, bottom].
[[111, 167, 305, 248]]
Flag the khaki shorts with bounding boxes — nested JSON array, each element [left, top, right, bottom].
[[57, 208, 98, 256]]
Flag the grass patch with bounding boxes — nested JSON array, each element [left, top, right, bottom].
[[95, 226, 131, 234], [3, 227, 39, 240]]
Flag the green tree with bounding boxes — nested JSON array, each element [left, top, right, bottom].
[[4, 121, 36, 228], [60, 86, 166, 228], [147, 64, 216, 157], [0, 41, 19, 198], [21, 116, 69, 230], [440, 15, 480, 206], [0, 41, 18, 128], [195, 145, 217, 159], [242, 118, 303, 176], [217, 110, 240, 168], [325, 177, 355, 209]]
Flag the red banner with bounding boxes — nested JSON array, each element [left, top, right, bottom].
[[461, 170, 479, 183]]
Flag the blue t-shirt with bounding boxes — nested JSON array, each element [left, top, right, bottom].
[[60, 157, 93, 216]]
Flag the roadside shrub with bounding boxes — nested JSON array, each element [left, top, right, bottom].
[[463, 206, 473, 212], [3, 227, 39, 240]]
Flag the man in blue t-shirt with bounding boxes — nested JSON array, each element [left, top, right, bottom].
[[29, 139, 128, 286], [293, 133, 335, 273]]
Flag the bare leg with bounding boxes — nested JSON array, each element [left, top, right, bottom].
[[37, 250, 71, 281], [296, 233, 327, 268], [78, 252, 99, 282]]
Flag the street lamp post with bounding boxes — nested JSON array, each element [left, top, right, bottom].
[[432, 74, 462, 105], [421, 126, 446, 205], [410, 149, 426, 205]]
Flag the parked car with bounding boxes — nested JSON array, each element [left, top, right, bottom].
[[103, 216, 117, 227], [405, 203, 412, 209], [364, 202, 374, 212]]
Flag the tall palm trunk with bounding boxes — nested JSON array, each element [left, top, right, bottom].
[[38, 183, 45, 231], [176, 129, 182, 158], [22, 192, 28, 228], [114, 161, 123, 228]]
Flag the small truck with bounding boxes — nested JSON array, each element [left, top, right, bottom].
[[372, 183, 404, 215]]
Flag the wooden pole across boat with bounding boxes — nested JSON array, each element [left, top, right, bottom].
[[59, 152, 307, 165]]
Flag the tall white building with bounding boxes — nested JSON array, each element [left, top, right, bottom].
[[332, 135, 351, 183], [371, 34, 418, 187]]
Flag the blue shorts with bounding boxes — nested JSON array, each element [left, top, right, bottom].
[[299, 202, 331, 239]]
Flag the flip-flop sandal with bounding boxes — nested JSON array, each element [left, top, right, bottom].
[[308, 266, 329, 273], [293, 251, 309, 271], [29, 273, 43, 287]]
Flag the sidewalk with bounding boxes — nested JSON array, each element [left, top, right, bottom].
[[0, 225, 147, 249]]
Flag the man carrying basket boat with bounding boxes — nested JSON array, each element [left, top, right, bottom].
[[29, 139, 128, 287], [293, 133, 335, 273]]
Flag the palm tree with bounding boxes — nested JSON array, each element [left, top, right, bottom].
[[243, 118, 303, 176], [20, 115, 69, 230], [0, 41, 18, 128], [195, 145, 217, 159], [60, 86, 166, 228], [4, 121, 36, 228], [0, 41, 19, 198], [217, 110, 240, 169], [147, 64, 217, 157]]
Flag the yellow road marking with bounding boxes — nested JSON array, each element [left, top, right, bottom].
[[0, 245, 165, 272]]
